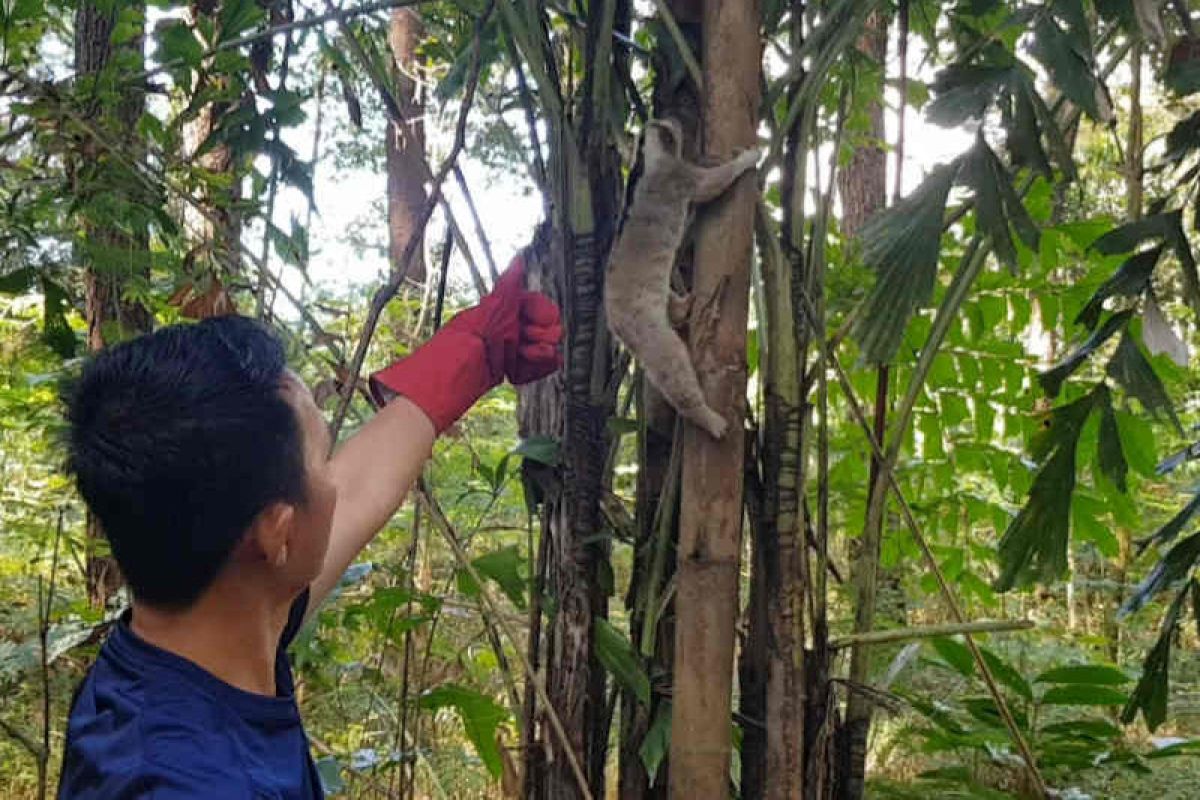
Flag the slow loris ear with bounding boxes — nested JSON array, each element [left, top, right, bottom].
[[645, 118, 683, 159], [661, 118, 683, 157]]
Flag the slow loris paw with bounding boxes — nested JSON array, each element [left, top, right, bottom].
[[690, 406, 728, 439], [668, 292, 691, 328], [735, 149, 761, 172]]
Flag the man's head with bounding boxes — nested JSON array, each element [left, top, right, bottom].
[[66, 316, 336, 610]]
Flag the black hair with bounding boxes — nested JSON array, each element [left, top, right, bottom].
[[65, 315, 308, 609]]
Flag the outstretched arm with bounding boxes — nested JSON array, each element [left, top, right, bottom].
[[306, 257, 561, 616], [309, 396, 435, 611]]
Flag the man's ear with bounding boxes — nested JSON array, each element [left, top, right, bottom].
[[247, 502, 296, 567]]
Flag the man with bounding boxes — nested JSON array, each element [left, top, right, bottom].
[[57, 257, 561, 799]]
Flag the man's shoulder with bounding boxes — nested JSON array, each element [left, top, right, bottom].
[[61, 652, 252, 798]]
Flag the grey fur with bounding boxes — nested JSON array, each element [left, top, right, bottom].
[[604, 119, 759, 439]]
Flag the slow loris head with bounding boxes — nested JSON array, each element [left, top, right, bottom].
[[643, 118, 683, 171]]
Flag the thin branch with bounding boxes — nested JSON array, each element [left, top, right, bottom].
[[438, 194, 489, 297], [433, 224, 454, 331], [330, 2, 494, 440], [36, 511, 64, 800], [500, 32, 549, 200], [453, 164, 499, 283], [830, 619, 1035, 649], [650, 0, 702, 91], [893, 0, 909, 205]]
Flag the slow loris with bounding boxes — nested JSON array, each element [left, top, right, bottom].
[[604, 118, 760, 439]]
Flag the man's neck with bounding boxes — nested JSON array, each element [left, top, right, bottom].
[[130, 579, 292, 697]]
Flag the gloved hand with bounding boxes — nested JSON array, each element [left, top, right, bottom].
[[369, 254, 562, 433]]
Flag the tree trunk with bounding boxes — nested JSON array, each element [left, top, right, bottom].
[[840, 11, 891, 799], [618, 5, 702, 794], [515, 6, 625, 795], [386, 7, 428, 284], [75, 1, 153, 607], [669, 2, 760, 797], [181, 1, 243, 316]]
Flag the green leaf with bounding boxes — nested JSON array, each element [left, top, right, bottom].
[[639, 702, 672, 785], [1096, 386, 1128, 492], [1041, 684, 1128, 706], [595, 618, 651, 706], [963, 696, 1028, 730], [1136, 492, 1200, 554], [0, 267, 35, 294], [513, 435, 561, 467], [896, 689, 968, 735], [980, 647, 1033, 701], [1162, 109, 1200, 164], [1075, 245, 1163, 330], [1090, 212, 1174, 255], [1038, 310, 1130, 398], [930, 637, 974, 678], [419, 684, 510, 777], [1166, 37, 1200, 97], [218, 0, 265, 40], [1026, 77, 1078, 180], [1034, 664, 1131, 685], [1116, 410, 1157, 478], [1040, 718, 1121, 739], [154, 20, 203, 69], [1122, 581, 1190, 730], [852, 161, 959, 364], [997, 390, 1100, 590], [467, 545, 527, 610], [268, 216, 309, 269], [1121, 531, 1200, 617], [1029, 12, 1113, 123], [41, 278, 77, 358], [1004, 73, 1052, 179], [964, 140, 1014, 269], [1106, 331, 1182, 432], [926, 64, 1012, 127]]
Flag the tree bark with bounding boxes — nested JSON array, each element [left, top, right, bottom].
[[840, 10, 891, 799], [669, 2, 760, 797], [386, 7, 428, 284], [75, 1, 153, 607]]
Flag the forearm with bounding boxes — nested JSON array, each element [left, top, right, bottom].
[[309, 397, 435, 608]]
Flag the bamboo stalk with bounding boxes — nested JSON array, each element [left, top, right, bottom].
[[830, 619, 1035, 649]]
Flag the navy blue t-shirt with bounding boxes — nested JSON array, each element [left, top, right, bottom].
[[58, 590, 322, 799]]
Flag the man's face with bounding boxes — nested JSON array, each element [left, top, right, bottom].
[[279, 373, 338, 591]]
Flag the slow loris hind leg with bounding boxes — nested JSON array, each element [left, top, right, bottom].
[[691, 149, 761, 203], [640, 322, 728, 438]]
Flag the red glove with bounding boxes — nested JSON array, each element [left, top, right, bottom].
[[369, 255, 562, 433]]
